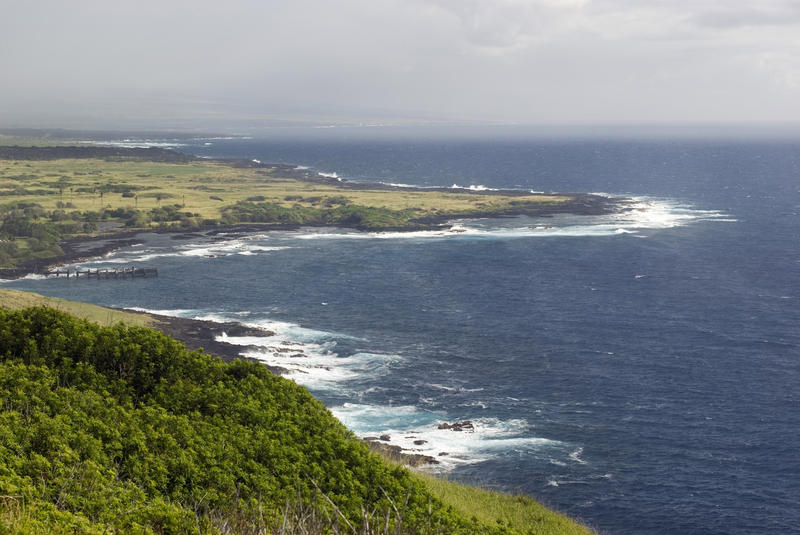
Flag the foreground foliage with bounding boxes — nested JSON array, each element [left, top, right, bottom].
[[0, 307, 541, 534]]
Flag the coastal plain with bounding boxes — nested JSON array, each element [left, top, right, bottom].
[[0, 158, 567, 215], [0, 145, 615, 273]]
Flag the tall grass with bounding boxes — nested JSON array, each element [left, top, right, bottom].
[[414, 473, 595, 535]]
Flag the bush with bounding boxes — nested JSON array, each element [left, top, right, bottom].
[[221, 201, 415, 230]]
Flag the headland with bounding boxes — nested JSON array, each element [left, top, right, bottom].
[[0, 144, 623, 278]]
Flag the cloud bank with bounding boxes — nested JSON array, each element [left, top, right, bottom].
[[2, 0, 799, 130]]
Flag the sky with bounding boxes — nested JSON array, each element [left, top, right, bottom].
[[2, 0, 800, 132]]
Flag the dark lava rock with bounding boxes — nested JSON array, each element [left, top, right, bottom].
[[413, 440, 428, 445], [437, 421, 474, 432], [379, 434, 392, 441], [364, 439, 439, 467], [223, 324, 274, 337]]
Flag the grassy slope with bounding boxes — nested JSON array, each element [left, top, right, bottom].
[[0, 289, 155, 327], [419, 473, 595, 535], [0, 290, 593, 534]]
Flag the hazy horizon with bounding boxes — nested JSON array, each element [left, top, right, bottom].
[[4, 123, 800, 143], [3, 0, 800, 133]]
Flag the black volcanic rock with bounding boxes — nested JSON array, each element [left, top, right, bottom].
[[437, 421, 474, 432]]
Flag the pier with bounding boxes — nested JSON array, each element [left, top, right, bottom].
[[46, 267, 158, 279]]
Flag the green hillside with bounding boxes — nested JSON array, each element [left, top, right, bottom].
[[0, 306, 592, 534]]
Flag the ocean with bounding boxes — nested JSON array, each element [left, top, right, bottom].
[[5, 132, 799, 534]]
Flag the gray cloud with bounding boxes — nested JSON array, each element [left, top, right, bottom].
[[685, 1, 800, 29], [1, 0, 799, 130]]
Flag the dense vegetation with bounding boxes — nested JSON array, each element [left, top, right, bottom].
[[0, 307, 532, 534], [221, 200, 421, 230], [0, 202, 204, 269]]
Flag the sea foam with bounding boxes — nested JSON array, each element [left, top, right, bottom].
[[331, 403, 561, 471], [289, 197, 733, 242]]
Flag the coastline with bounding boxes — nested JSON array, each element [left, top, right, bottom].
[[0, 198, 624, 280], [0, 197, 619, 279], [0, 145, 622, 470], [0, 287, 446, 469], [0, 144, 625, 280], [120, 308, 289, 372]]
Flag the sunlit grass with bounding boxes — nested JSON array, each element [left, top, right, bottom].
[[0, 157, 571, 223], [415, 472, 596, 535], [0, 288, 155, 327]]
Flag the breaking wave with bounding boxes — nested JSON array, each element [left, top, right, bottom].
[[71, 237, 291, 267], [450, 183, 499, 191], [105, 306, 566, 471], [290, 197, 735, 242], [331, 404, 561, 471]]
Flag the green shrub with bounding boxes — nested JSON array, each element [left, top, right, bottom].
[[0, 308, 505, 534]]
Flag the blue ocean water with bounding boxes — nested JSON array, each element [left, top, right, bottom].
[[5, 135, 799, 534]]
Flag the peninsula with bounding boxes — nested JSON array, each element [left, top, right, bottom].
[[0, 144, 619, 277]]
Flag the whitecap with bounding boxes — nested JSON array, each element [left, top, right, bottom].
[[176, 239, 291, 259], [125, 307, 199, 317], [0, 273, 47, 282], [88, 251, 184, 264], [78, 140, 188, 149], [449, 183, 499, 192], [188, 314, 385, 391], [569, 447, 588, 465], [240, 346, 401, 391], [287, 197, 733, 243]]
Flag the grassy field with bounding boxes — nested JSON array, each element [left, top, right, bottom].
[[0, 152, 573, 269], [0, 156, 569, 220]]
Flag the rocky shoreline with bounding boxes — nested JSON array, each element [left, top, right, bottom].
[[119, 309, 276, 364], [121, 309, 463, 469], [0, 202, 623, 280]]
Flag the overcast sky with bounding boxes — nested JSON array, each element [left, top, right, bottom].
[[2, 0, 800, 131]]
